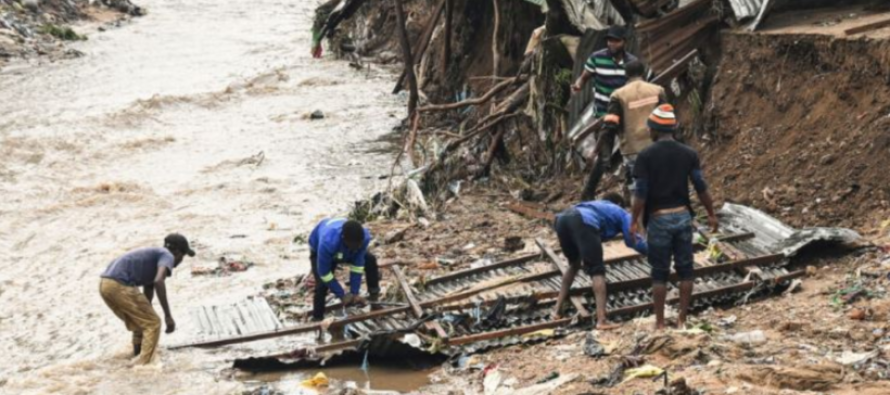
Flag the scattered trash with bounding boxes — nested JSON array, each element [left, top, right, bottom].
[[718, 315, 737, 328], [536, 372, 559, 384], [584, 332, 606, 357], [191, 257, 255, 276], [783, 279, 803, 296], [400, 333, 422, 348], [503, 236, 525, 252], [522, 329, 554, 339], [725, 330, 767, 346], [483, 367, 502, 395], [621, 364, 664, 384], [301, 372, 329, 388], [835, 350, 878, 366]]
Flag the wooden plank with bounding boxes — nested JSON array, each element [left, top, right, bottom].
[[447, 318, 573, 346], [392, 265, 424, 318], [424, 252, 542, 286], [535, 238, 590, 318], [506, 202, 554, 222], [845, 16, 890, 35], [392, 265, 450, 339], [265, 339, 364, 360]]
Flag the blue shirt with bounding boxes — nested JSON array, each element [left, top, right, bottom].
[[308, 218, 371, 297], [573, 201, 648, 255], [101, 247, 175, 286]]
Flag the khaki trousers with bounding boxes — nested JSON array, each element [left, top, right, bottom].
[[99, 278, 161, 365]]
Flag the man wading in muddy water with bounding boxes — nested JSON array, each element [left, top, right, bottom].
[[552, 193, 648, 330], [308, 218, 380, 322], [571, 25, 638, 201], [631, 105, 718, 330], [99, 234, 195, 364]]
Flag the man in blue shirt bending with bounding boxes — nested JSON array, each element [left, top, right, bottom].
[[552, 193, 647, 330], [308, 218, 380, 321]]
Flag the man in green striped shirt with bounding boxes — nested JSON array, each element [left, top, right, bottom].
[[572, 25, 638, 201]]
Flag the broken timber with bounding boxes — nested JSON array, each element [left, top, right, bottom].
[[392, 264, 449, 339]]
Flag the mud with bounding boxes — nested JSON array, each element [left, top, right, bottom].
[[0, 0, 403, 393], [697, 29, 890, 232]]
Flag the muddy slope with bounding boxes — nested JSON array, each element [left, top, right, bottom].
[[699, 32, 890, 231]]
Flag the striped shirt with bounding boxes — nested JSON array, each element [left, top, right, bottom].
[[584, 49, 638, 118]]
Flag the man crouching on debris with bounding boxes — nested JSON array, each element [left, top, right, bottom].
[[308, 218, 381, 321], [631, 104, 718, 330], [552, 193, 648, 330], [99, 234, 195, 364]]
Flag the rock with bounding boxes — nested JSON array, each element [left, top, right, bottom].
[[310, 110, 325, 120], [22, 0, 40, 12], [805, 265, 817, 277], [848, 308, 866, 320]]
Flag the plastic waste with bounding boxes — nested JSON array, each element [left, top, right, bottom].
[[725, 330, 767, 345], [301, 372, 329, 388]]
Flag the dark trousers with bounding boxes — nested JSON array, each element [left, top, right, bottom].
[[554, 209, 605, 276], [581, 127, 618, 201], [309, 251, 380, 320]]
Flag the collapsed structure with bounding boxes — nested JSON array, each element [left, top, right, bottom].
[[172, 204, 860, 371]]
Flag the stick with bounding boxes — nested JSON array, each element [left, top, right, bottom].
[[845, 16, 890, 35], [394, 0, 419, 115], [491, 0, 500, 81], [443, 0, 453, 72], [419, 77, 517, 112], [393, 0, 446, 94]]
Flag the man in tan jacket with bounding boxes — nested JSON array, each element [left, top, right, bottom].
[[589, 60, 668, 201]]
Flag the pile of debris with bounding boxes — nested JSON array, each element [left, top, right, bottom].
[[171, 204, 860, 381]]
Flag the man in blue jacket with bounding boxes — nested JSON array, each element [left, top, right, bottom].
[[308, 218, 380, 321], [552, 193, 647, 330]]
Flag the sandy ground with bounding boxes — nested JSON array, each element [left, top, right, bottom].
[[0, 0, 403, 394]]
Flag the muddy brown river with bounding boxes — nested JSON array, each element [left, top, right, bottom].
[[0, 0, 415, 393]]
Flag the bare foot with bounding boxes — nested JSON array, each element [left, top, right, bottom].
[[550, 312, 563, 321], [654, 322, 667, 332], [596, 321, 621, 331]]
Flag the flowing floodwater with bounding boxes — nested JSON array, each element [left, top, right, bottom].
[[0, 0, 409, 393]]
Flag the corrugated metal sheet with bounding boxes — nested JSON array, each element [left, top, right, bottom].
[[729, 0, 765, 20], [720, 203, 862, 257], [561, 0, 626, 31]]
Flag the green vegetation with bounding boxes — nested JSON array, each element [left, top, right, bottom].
[[39, 24, 87, 41]]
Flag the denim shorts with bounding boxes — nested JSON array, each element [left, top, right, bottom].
[[647, 211, 695, 283]]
